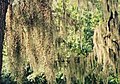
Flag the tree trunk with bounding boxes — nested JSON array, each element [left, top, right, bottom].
[[0, 0, 8, 82], [93, 0, 120, 83]]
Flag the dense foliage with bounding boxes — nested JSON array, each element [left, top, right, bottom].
[[1, 0, 120, 84]]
